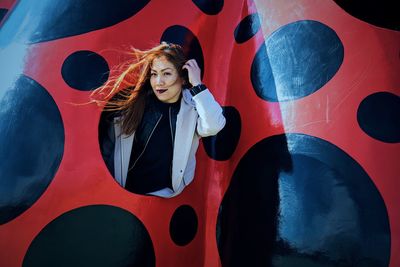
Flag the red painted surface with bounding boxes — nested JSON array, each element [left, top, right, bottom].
[[0, 0, 398, 266]]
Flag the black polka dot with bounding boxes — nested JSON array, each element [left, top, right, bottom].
[[234, 13, 261, 44], [192, 0, 223, 15], [62, 50, 109, 91], [0, 75, 64, 225], [23, 205, 155, 267], [217, 134, 390, 267], [334, 0, 399, 31], [203, 106, 241, 161], [0, 8, 7, 23], [357, 92, 400, 143], [161, 25, 205, 81], [169, 205, 198, 246], [251, 20, 344, 102], [0, 0, 150, 44]]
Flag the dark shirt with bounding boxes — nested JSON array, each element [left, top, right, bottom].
[[124, 97, 180, 194]]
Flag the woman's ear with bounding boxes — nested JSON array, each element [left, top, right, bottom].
[[181, 68, 190, 86]]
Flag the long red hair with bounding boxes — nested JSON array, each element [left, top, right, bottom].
[[91, 42, 188, 135]]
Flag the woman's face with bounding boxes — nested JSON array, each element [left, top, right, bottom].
[[150, 56, 183, 103]]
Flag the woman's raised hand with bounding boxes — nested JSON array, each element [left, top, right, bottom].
[[182, 59, 202, 86]]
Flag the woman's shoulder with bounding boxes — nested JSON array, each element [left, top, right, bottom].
[[182, 89, 196, 106]]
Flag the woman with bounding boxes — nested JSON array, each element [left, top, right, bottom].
[[95, 42, 225, 198]]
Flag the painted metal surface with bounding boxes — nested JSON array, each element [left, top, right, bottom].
[[0, 0, 398, 266]]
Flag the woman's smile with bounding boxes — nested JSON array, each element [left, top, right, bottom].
[[156, 88, 168, 94]]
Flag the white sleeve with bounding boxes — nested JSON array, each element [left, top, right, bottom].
[[192, 89, 226, 137]]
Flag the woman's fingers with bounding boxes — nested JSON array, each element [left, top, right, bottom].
[[183, 59, 202, 86], [185, 59, 199, 68], [191, 59, 199, 68]]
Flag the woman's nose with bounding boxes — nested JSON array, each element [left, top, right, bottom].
[[156, 75, 164, 84]]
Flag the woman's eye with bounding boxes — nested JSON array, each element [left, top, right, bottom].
[[150, 73, 157, 77], [164, 72, 171, 76]]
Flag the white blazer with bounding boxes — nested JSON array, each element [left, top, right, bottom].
[[113, 89, 226, 198]]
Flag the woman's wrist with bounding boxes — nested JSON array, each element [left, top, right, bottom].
[[189, 83, 207, 96]]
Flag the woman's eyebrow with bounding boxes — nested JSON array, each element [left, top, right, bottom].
[[151, 67, 173, 72]]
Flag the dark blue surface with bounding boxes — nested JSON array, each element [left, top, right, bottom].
[[0, 0, 150, 45], [169, 205, 198, 246], [192, 0, 224, 15], [161, 25, 205, 81], [357, 92, 400, 143], [234, 13, 261, 44], [61, 50, 109, 91], [203, 106, 241, 161], [0, 75, 64, 225], [217, 133, 390, 267], [0, 8, 7, 23], [23, 205, 155, 267], [251, 20, 344, 102], [333, 0, 399, 31]]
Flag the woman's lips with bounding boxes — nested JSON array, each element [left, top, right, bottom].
[[156, 89, 168, 94]]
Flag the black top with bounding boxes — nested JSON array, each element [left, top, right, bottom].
[[124, 97, 180, 194]]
